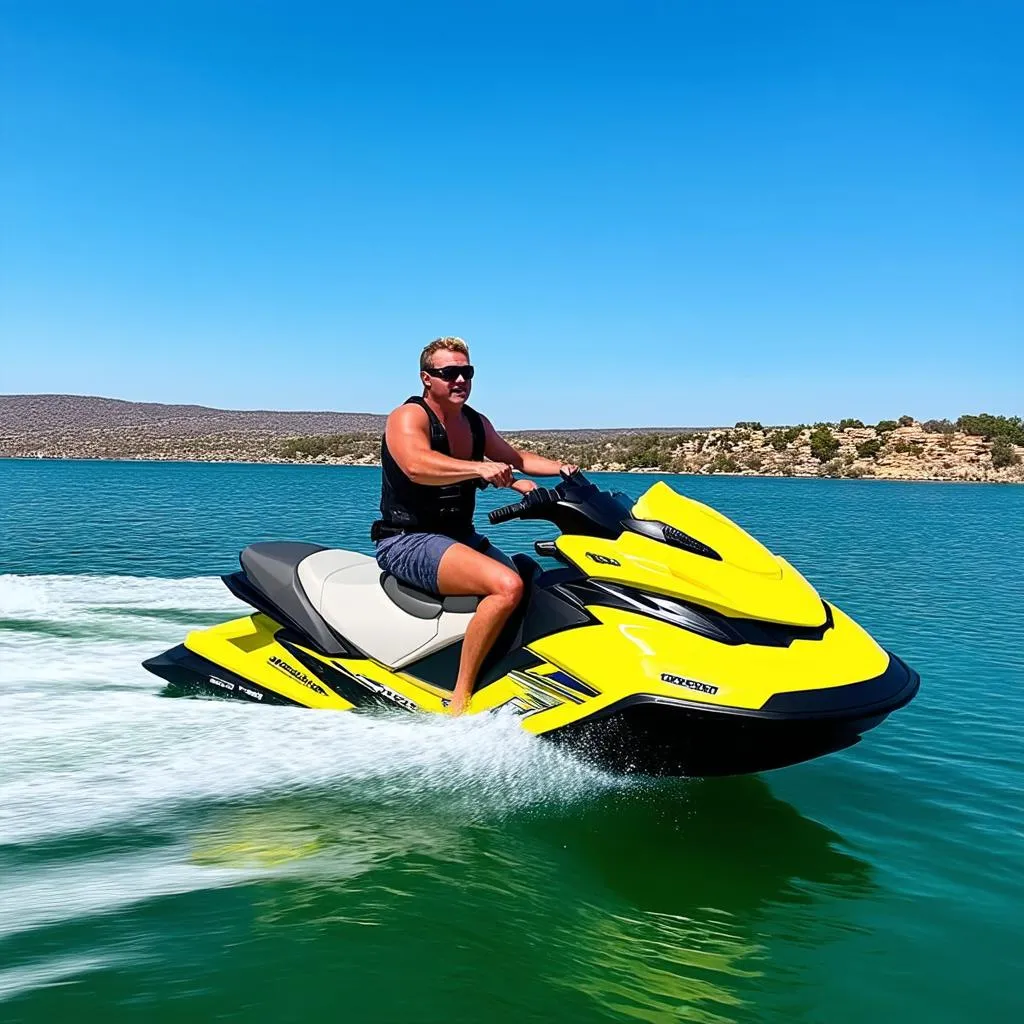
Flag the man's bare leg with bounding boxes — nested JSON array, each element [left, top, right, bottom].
[[436, 542, 524, 715]]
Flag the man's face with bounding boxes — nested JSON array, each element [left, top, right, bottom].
[[422, 350, 473, 405]]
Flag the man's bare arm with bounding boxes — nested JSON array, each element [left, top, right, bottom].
[[386, 405, 513, 487], [481, 416, 576, 477]]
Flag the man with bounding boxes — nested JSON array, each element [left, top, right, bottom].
[[372, 336, 576, 715]]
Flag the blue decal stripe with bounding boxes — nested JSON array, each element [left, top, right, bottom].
[[547, 670, 599, 698]]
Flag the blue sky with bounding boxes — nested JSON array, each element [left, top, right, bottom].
[[2, 0, 1020, 428]]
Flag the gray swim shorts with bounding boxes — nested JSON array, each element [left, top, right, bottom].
[[374, 531, 516, 594]]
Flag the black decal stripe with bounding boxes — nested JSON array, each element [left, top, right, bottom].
[[560, 579, 835, 649], [278, 637, 417, 711]]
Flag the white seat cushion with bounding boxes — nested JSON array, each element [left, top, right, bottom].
[[296, 549, 473, 669]]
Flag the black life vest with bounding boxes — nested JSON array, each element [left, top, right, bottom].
[[375, 396, 486, 539]]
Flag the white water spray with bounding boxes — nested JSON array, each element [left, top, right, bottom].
[[0, 574, 622, 848]]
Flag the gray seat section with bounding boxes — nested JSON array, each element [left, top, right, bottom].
[[380, 574, 480, 619], [239, 542, 349, 655]]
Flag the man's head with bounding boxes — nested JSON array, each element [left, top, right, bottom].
[[420, 336, 474, 405]]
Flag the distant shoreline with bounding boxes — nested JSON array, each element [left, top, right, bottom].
[[2, 396, 1021, 484], [3, 452, 1021, 485]]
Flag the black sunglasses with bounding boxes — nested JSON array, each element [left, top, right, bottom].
[[425, 364, 475, 382]]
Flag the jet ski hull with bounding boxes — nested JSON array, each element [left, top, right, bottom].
[[144, 636, 919, 777], [546, 653, 920, 776]]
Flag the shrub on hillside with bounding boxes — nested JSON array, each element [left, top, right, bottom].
[[898, 415, 915, 427], [769, 426, 804, 450], [856, 438, 883, 459], [892, 440, 924, 457], [957, 414, 1024, 446], [735, 421, 763, 431], [279, 433, 375, 459], [707, 453, 739, 473], [819, 458, 843, 477], [991, 436, 1021, 469], [809, 426, 840, 462], [620, 433, 671, 470], [922, 419, 955, 433], [876, 420, 898, 433], [838, 418, 864, 430]]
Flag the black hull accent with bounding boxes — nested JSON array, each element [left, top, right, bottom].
[[548, 654, 920, 777], [759, 652, 918, 716], [142, 645, 299, 706]]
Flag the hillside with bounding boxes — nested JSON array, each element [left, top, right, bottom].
[[1, 395, 1021, 482], [0, 394, 386, 434]]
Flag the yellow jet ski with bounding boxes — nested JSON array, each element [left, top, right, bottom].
[[143, 472, 919, 776]]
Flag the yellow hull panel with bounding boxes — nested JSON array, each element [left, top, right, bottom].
[[182, 613, 582, 724], [529, 602, 889, 717], [179, 593, 888, 740]]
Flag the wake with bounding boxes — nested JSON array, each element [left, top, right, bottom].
[[0, 573, 623, 847]]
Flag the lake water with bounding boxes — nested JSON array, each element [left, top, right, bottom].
[[1, 459, 1021, 1023]]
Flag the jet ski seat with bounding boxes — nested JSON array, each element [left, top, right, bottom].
[[379, 552, 541, 620], [380, 574, 480, 619]]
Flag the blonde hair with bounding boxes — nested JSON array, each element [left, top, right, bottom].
[[420, 336, 470, 371]]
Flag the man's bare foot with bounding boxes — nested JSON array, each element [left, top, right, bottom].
[[448, 691, 469, 716]]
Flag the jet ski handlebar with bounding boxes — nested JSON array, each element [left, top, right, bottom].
[[488, 470, 630, 538], [488, 485, 560, 525]]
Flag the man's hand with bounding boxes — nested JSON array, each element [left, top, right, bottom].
[[511, 479, 539, 495], [560, 464, 579, 476], [478, 462, 515, 488]]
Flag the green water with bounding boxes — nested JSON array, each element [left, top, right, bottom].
[[1, 460, 1021, 1022]]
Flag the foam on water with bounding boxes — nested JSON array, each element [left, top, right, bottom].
[[0, 573, 623, 849], [0, 955, 120, 1003], [0, 849, 268, 941], [1, 572, 627, 993], [0, 572, 238, 619]]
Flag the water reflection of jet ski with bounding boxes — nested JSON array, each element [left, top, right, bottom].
[[529, 776, 873, 917], [525, 777, 874, 1022], [181, 778, 871, 1023], [144, 472, 919, 776]]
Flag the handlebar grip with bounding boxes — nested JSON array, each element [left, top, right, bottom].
[[488, 500, 527, 525]]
